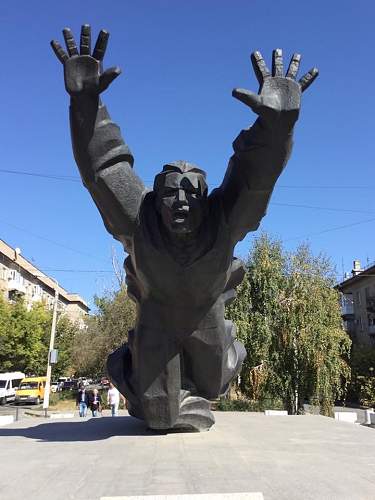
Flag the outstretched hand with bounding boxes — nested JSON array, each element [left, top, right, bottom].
[[233, 49, 318, 127], [51, 24, 121, 97]]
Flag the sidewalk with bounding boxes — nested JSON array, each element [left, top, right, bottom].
[[0, 412, 374, 500]]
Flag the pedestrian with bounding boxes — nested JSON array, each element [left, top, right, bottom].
[[107, 383, 120, 416], [76, 384, 89, 417], [89, 388, 102, 417]]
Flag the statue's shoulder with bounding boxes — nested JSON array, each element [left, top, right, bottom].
[[208, 188, 227, 225], [137, 189, 154, 221], [135, 189, 162, 245]]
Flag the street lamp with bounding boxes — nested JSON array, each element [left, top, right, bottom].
[[43, 280, 59, 416]]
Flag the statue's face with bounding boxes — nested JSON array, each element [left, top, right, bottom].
[[156, 172, 207, 234]]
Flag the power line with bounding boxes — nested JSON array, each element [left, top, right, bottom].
[[271, 202, 375, 215], [284, 217, 375, 242], [2, 168, 375, 191], [3, 169, 375, 214], [40, 269, 113, 273], [0, 218, 107, 263], [278, 184, 375, 190], [0, 168, 80, 182]]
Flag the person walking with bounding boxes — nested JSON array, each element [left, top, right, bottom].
[[89, 388, 102, 417], [107, 383, 120, 417], [76, 384, 89, 417]]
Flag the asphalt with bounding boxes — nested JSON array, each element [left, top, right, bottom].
[[0, 411, 374, 500]]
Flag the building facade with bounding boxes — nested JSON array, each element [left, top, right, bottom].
[[0, 239, 89, 325], [337, 260, 375, 346]]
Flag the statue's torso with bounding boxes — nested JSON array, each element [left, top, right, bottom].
[[124, 193, 234, 336]]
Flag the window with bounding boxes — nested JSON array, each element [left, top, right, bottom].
[[0, 267, 7, 280], [356, 291, 362, 307], [8, 269, 23, 284], [32, 285, 42, 297], [12, 379, 22, 389], [19, 382, 38, 390]]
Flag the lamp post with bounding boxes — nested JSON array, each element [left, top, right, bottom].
[[43, 281, 59, 416]]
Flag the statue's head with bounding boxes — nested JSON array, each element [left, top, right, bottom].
[[154, 160, 208, 235]]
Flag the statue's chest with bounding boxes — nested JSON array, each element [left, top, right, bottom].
[[131, 224, 233, 305]]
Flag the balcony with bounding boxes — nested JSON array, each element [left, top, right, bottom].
[[341, 294, 354, 317]]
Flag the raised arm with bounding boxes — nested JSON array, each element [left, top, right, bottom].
[[51, 25, 145, 243], [217, 49, 318, 243]]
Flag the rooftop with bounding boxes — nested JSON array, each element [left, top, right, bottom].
[[0, 239, 88, 310], [337, 259, 375, 291]]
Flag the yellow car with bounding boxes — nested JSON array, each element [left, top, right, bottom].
[[15, 376, 47, 405]]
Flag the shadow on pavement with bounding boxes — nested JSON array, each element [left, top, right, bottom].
[[0, 416, 166, 441]]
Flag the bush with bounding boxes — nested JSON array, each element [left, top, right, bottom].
[[49, 391, 76, 406], [347, 346, 375, 407], [355, 376, 375, 407], [216, 397, 284, 412], [49, 388, 109, 407]]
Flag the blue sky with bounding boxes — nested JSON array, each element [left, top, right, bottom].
[[1, 1, 374, 307]]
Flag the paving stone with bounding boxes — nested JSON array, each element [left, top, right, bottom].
[[0, 412, 374, 499]]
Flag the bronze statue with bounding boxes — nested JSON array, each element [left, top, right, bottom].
[[51, 25, 318, 431]]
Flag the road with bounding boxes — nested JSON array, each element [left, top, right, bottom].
[[0, 401, 44, 420]]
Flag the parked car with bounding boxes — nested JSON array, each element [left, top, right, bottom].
[[78, 377, 90, 387], [0, 372, 25, 405], [15, 376, 47, 405], [62, 379, 78, 391], [100, 377, 110, 388], [50, 381, 59, 393]]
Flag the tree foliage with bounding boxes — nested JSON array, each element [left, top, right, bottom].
[[347, 346, 375, 407], [227, 234, 351, 415], [70, 287, 136, 377], [0, 297, 49, 373], [0, 287, 136, 379], [0, 296, 80, 376]]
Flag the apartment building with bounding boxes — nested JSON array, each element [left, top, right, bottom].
[[0, 239, 89, 325], [337, 260, 375, 346]]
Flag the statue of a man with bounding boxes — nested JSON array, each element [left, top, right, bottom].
[[51, 25, 318, 431]]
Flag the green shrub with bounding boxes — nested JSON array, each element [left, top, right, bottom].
[[347, 346, 375, 407], [216, 397, 284, 412], [355, 376, 375, 407], [49, 388, 109, 406]]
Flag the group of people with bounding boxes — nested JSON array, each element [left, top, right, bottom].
[[76, 383, 124, 417]]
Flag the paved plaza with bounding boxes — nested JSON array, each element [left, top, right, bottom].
[[0, 411, 374, 500]]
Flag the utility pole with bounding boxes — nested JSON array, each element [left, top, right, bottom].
[[293, 334, 299, 415], [43, 282, 59, 416]]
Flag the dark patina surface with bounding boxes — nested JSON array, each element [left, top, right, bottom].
[[51, 25, 318, 430]]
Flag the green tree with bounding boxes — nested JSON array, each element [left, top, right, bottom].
[[71, 286, 136, 377], [0, 295, 81, 377], [227, 234, 351, 415], [0, 297, 49, 373], [0, 297, 12, 370], [52, 315, 80, 378], [347, 346, 375, 407]]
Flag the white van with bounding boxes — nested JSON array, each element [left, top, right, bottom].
[[0, 372, 25, 404]]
